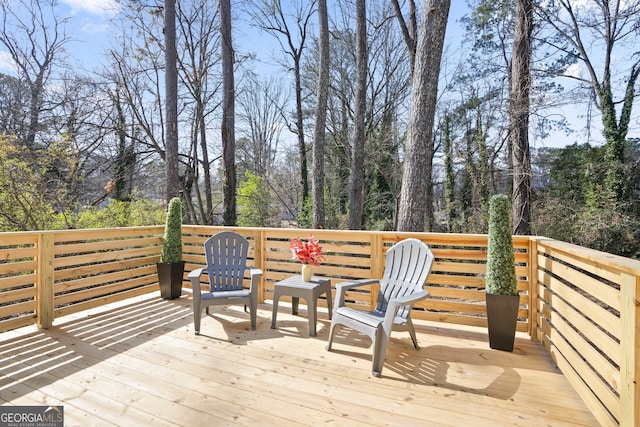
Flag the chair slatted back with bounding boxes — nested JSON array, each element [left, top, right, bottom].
[[376, 239, 434, 319], [204, 231, 249, 292]]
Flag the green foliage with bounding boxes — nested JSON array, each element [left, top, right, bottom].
[[364, 175, 395, 231], [547, 143, 602, 204], [296, 197, 313, 229], [464, 0, 515, 54], [160, 197, 183, 263], [60, 198, 165, 229], [443, 116, 457, 232], [574, 203, 640, 259], [531, 196, 575, 244], [0, 136, 62, 231], [112, 86, 136, 202], [0, 134, 166, 232], [599, 80, 632, 203], [363, 114, 400, 231], [535, 140, 640, 259], [237, 170, 276, 227], [533, 195, 640, 260], [323, 186, 348, 229], [486, 194, 517, 296]]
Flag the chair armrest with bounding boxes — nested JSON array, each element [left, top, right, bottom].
[[386, 290, 429, 318], [248, 268, 262, 293], [383, 290, 429, 335], [335, 278, 378, 292], [334, 279, 379, 307], [389, 289, 429, 307], [188, 268, 206, 295], [188, 268, 205, 279]]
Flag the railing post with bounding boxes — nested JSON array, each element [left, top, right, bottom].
[[36, 232, 54, 329], [369, 234, 383, 310], [528, 237, 538, 340], [620, 272, 640, 426], [254, 229, 265, 303]]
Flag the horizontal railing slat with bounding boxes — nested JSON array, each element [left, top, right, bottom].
[[538, 269, 620, 340], [0, 273, 36, 291], [54, 236, 162, 256], [541, 330, 619, 427]]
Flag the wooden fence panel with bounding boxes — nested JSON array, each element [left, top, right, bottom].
[[536, 239, 640, 427], [180, 227, 531, 329], [50, 227, 163, 321], [0, 233, 38, 332]]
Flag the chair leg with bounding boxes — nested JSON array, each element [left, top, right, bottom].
[[407, 317, 420, 349], [249, 301, 257, 330], [326, 320, 338, 351], [373, 322, 396, 377], [371, 327, 384, 377], [193, 307, 202, 335]]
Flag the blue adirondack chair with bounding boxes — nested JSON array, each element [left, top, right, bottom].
[[188, 231, 262, 334], [326, 238, 434, 376]]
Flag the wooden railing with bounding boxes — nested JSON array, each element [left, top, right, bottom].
[[1, 226, 638, 426], [534, 238, 640, 427], [184, 226, 533, 330], [0, 227, 164, 331]]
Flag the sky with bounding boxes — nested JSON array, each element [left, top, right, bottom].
[[0, 0, 637, 150], [0, 0, 118, 73], [59, 0, 121, 70], [0, 0, 468, 84]]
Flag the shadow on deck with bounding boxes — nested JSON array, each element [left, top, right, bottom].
[[0, 292, 599, 426]]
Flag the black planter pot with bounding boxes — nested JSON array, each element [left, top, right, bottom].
[[486, 293, 519, 352], [157, 261, 185, 300]]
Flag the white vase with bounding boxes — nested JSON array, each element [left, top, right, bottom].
[[301, 264, 312, 282]]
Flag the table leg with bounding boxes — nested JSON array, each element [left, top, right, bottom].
[[271, 291, 280, 329], [308, 295, 317, 336], [325, 284, 333, 320], [291, 296, 299, 315]]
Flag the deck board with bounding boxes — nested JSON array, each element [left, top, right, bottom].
[[1, 293, 599, 426]]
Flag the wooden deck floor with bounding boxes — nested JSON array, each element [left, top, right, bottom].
[[1, 292, 599, 426]]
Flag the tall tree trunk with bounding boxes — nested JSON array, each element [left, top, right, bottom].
[[348, 0, 367, 230], [601, 77, 637, 202], [397, 0, 450, 232], [443, 116, 456, 232], [312, 0, 329, 229], [220, 0, 236, 225], [391, 0, 417, 74], [295, 59, 309, 206], [198, 103, 213, 224], [114, 86, 134, 202], [164, 0, 179, 202], [476, 113, 489, 224], [510, 0, 533, 235]]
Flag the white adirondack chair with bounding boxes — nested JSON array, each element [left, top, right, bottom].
[[326, 238, 434, 376], [188, 231, 262, 334]]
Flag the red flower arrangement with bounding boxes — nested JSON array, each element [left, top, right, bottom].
[[290, 235, 326, 266]]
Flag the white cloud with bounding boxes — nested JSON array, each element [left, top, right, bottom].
[[81, 21, 112, 35], [565, 63, 582, 78], [0, 51, 18, 74], [61, 0, 119, 17]]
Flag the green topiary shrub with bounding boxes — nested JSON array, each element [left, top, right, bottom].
[[160, 197, 183, 263], [485, 194, 517, 296]]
